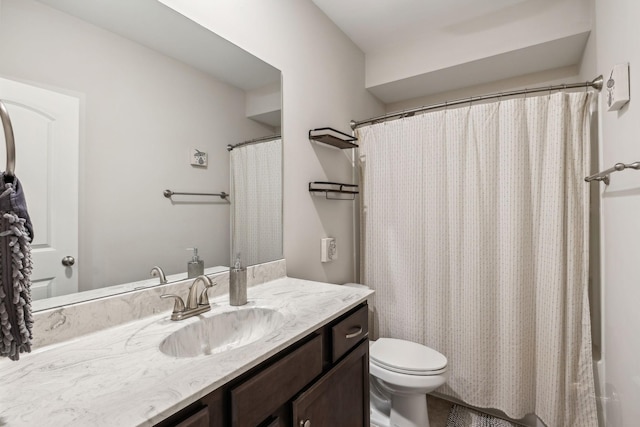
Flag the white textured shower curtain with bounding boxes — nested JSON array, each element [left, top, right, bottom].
[[230, 139, 282, 266], [357, 92, 597, 427]]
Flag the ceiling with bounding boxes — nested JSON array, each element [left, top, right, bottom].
[[312, 0, 592, 104], [312, 0, 527, 54], [38, 0, 281, 91]]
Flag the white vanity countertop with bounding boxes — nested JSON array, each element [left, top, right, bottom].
[[0, 277, 373, 427]]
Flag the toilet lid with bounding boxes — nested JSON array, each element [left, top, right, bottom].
[[370, 338, 447, 375]]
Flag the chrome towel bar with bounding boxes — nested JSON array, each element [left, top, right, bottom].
[[163, 189, 228, 200], [584, 161, 640, 185], [0, 100, 15, 177]]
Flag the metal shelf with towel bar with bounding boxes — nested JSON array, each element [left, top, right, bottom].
[[163, 190, 229, 200], [309, 181, 359, 200], [0, 100, 15, 177], [309, 127, 358, 149], [584, 161, 640, 185]]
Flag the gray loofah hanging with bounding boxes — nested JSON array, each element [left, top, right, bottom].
[[0, 173, 34, 361]]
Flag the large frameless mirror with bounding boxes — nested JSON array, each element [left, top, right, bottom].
[[0, 0, 283, 311]]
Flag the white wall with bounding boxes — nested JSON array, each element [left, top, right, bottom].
[[592, 0, 640, 425], [0, 0, 274, 290], [159, 0, 385, 284]]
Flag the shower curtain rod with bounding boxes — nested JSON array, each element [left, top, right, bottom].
[[350, 75, 604, 130], [227, 134, 281, 151]]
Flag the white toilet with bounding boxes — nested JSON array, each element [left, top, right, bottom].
[[369, 338, 448, 427], [341, 283, 448, 427]]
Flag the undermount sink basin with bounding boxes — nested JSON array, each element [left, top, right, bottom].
[[159, 307, 286, 358]]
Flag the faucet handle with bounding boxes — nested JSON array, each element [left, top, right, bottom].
[[198, 281, 217, 306], [160, 294, 185, 313]]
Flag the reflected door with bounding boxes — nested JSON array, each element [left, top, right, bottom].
[[0, 77, 79, 299]]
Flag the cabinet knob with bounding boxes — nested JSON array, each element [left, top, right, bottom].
[[299, 420, 311, 427]]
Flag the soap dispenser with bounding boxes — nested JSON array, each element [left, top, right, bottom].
[[187, 248, 204, 279], [229, 253, 247, 306]]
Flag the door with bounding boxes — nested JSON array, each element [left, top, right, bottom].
[[0, 77, 79, 299]]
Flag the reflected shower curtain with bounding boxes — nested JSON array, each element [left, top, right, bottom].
[[230, 139, 282, 266], [357, 92, 597, 427]]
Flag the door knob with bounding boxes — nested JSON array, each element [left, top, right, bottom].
[[299, 420, 311, 427], [62, 256, 75, 266]]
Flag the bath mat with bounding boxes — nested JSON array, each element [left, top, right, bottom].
[[446, 404, 520, 427]]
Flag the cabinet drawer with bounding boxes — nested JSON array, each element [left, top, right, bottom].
[[332, 305, 368, 362], [231, 334, 323, 426]]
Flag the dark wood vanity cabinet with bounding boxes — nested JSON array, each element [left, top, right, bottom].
[[155, 303, 369, 427]]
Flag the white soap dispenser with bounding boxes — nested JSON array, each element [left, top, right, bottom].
[[187, 248, 204, 278]]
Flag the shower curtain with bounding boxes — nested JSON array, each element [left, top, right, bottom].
[[357, 92, 597, 427], [230, 138, 282, 266]]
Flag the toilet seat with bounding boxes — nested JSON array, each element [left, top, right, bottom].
[[370, 338, 447, 376]]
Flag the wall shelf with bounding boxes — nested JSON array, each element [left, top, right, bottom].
[[309, 127, 358, 149], [309, 181, 359, 200]]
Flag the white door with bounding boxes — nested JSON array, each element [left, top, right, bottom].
[[0, 77, 79, 299]]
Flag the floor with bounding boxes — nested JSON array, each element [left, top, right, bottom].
[[371, 395, 519, 427], [427, 395, 454, 426]]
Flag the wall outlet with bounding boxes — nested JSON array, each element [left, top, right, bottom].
[[321, 237, 337, 262]]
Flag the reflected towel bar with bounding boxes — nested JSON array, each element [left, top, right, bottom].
[[163, 190, 228, 200], [584, 161, 640, 185], [0, 100, 15, 177]]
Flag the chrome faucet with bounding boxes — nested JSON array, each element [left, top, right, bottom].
[[161, 275, 216, 321], [150, 266, 167, 284]]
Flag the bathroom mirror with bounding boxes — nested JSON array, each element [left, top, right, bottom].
[[0, 0, 283, 310]]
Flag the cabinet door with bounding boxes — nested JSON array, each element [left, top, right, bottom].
[[173, 407, 209, 427], [292, 339, 369, 427]]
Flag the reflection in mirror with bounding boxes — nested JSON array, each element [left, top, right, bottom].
[[0, 0, 283, 310], [229, 136, 283, 267]]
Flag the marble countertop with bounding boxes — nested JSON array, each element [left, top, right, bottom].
[[0, 278, 373, 427]]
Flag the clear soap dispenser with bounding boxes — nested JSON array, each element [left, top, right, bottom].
[[229, 253, 247, 306], [187, 248, 204, 278]]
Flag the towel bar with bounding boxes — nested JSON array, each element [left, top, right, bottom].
[[163, 190, 228, 200], [584, 161, 640, 185], [0, 100, 15, 177]]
